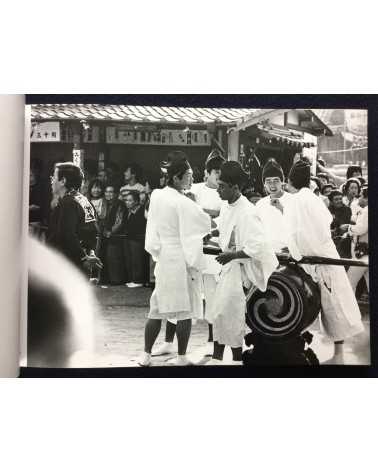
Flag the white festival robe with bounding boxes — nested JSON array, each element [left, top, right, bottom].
[[191, 182, 223, 323], [284, 188, 364, 340], [145, 186, 211, 321], [255, 191, 294, 253], [213, 195, 278, 347]]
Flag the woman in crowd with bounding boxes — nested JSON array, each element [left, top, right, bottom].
[[123, 190, 148, 288], [88, 178, 106, 222], [101, 185, 126, 285], [342, 186, 369, 295], [328, 189, 352, 259], [342, 178, 361, 222]]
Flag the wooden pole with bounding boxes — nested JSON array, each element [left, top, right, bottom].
[[227, 129, 239, 161]]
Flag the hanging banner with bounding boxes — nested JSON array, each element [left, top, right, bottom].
[[31, 121, 60, 142], [106, 126, 210, 146], [73, 149, 84, 169]]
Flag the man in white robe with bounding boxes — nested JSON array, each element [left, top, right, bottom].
[[206, 162, 278, 364], [139, 152, 211, 367], [255, 158, 293, 254], [279, 160, 364, 364], [152, 150, 225, 359]]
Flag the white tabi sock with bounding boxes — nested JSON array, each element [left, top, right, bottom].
[[138, 352, 152, 367]]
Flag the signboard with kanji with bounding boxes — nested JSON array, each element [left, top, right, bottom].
[[31, 122, 60, 142], [106, 126, 210, 146], [73, 149, 84, 169]]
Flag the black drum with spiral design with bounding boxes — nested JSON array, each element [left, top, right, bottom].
[[246, 264, 321, 342]]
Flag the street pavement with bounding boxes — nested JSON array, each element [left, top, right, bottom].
[[87, 285, 370, 368]]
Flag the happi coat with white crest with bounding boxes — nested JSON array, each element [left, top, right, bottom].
[[145, 186, 211, 321], [284, 187, 364, 340], [213, 195, 278, 347]]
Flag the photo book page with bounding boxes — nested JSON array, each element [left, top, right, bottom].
[[22, 98, 371, 374]]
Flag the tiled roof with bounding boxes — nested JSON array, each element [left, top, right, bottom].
[[31, 104, 264, 125]]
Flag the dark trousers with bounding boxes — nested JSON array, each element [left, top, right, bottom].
[[123, 238, 145, 284], [106, 239, 125, 284]]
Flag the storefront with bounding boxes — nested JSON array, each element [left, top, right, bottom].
[[30, 104, 331, 191]]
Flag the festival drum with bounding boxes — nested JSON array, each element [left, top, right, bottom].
[[246, 264, 320, 342]]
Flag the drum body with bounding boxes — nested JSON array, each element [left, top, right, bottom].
[[246, 264, 320, 342]]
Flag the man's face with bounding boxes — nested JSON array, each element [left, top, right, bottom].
[[175, 168, 193, 191], [207, 168, 221, 187], [98, 171, 107, 182], [124, 168, 132, 182], [51, 167, 65, 195], [125, 194, 137, 209], [159, 174, 167, 187], [139, 192, 146, 204], [217, 179, 235, 201], [104, 187, 115, 201], [264, 177, 283, 196], [331, 194, 343, 208]]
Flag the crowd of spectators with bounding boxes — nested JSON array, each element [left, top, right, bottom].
[[29, 155, 368, 298]]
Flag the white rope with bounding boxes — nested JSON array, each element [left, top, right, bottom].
[[319, 146, 367, 155]]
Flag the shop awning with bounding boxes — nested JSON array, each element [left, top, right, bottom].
[[31, 104, 265, 126]]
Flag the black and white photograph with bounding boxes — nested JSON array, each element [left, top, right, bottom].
[[25, 102, 370, 369]]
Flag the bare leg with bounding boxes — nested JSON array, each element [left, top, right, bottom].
[[176, 319, 192, 356], [334, 340, 344, 356], [208, 323, 213, 342], [166, 320, 177, 342], [213, 341, 225, 360], [144, 319, 162, 354], [231, 347, 243, 362]]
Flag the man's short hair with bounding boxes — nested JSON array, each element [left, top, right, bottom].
[[328, 189, 343, 202], [206, 156, 225, 173], [289, 160, 311, 190], [125, 189, 140, 203], [125, 163, 140, 180], [55, 162, 84, 191], [220, 161, 249, 189]]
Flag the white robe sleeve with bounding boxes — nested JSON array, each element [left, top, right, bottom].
[[144, 190, 161, 261], [282, 196, 303, 261], [349, 208, 368, 237], [237, 210, 279, 292], [285, 190, 334, 258], [177, 195, 211, 270]]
